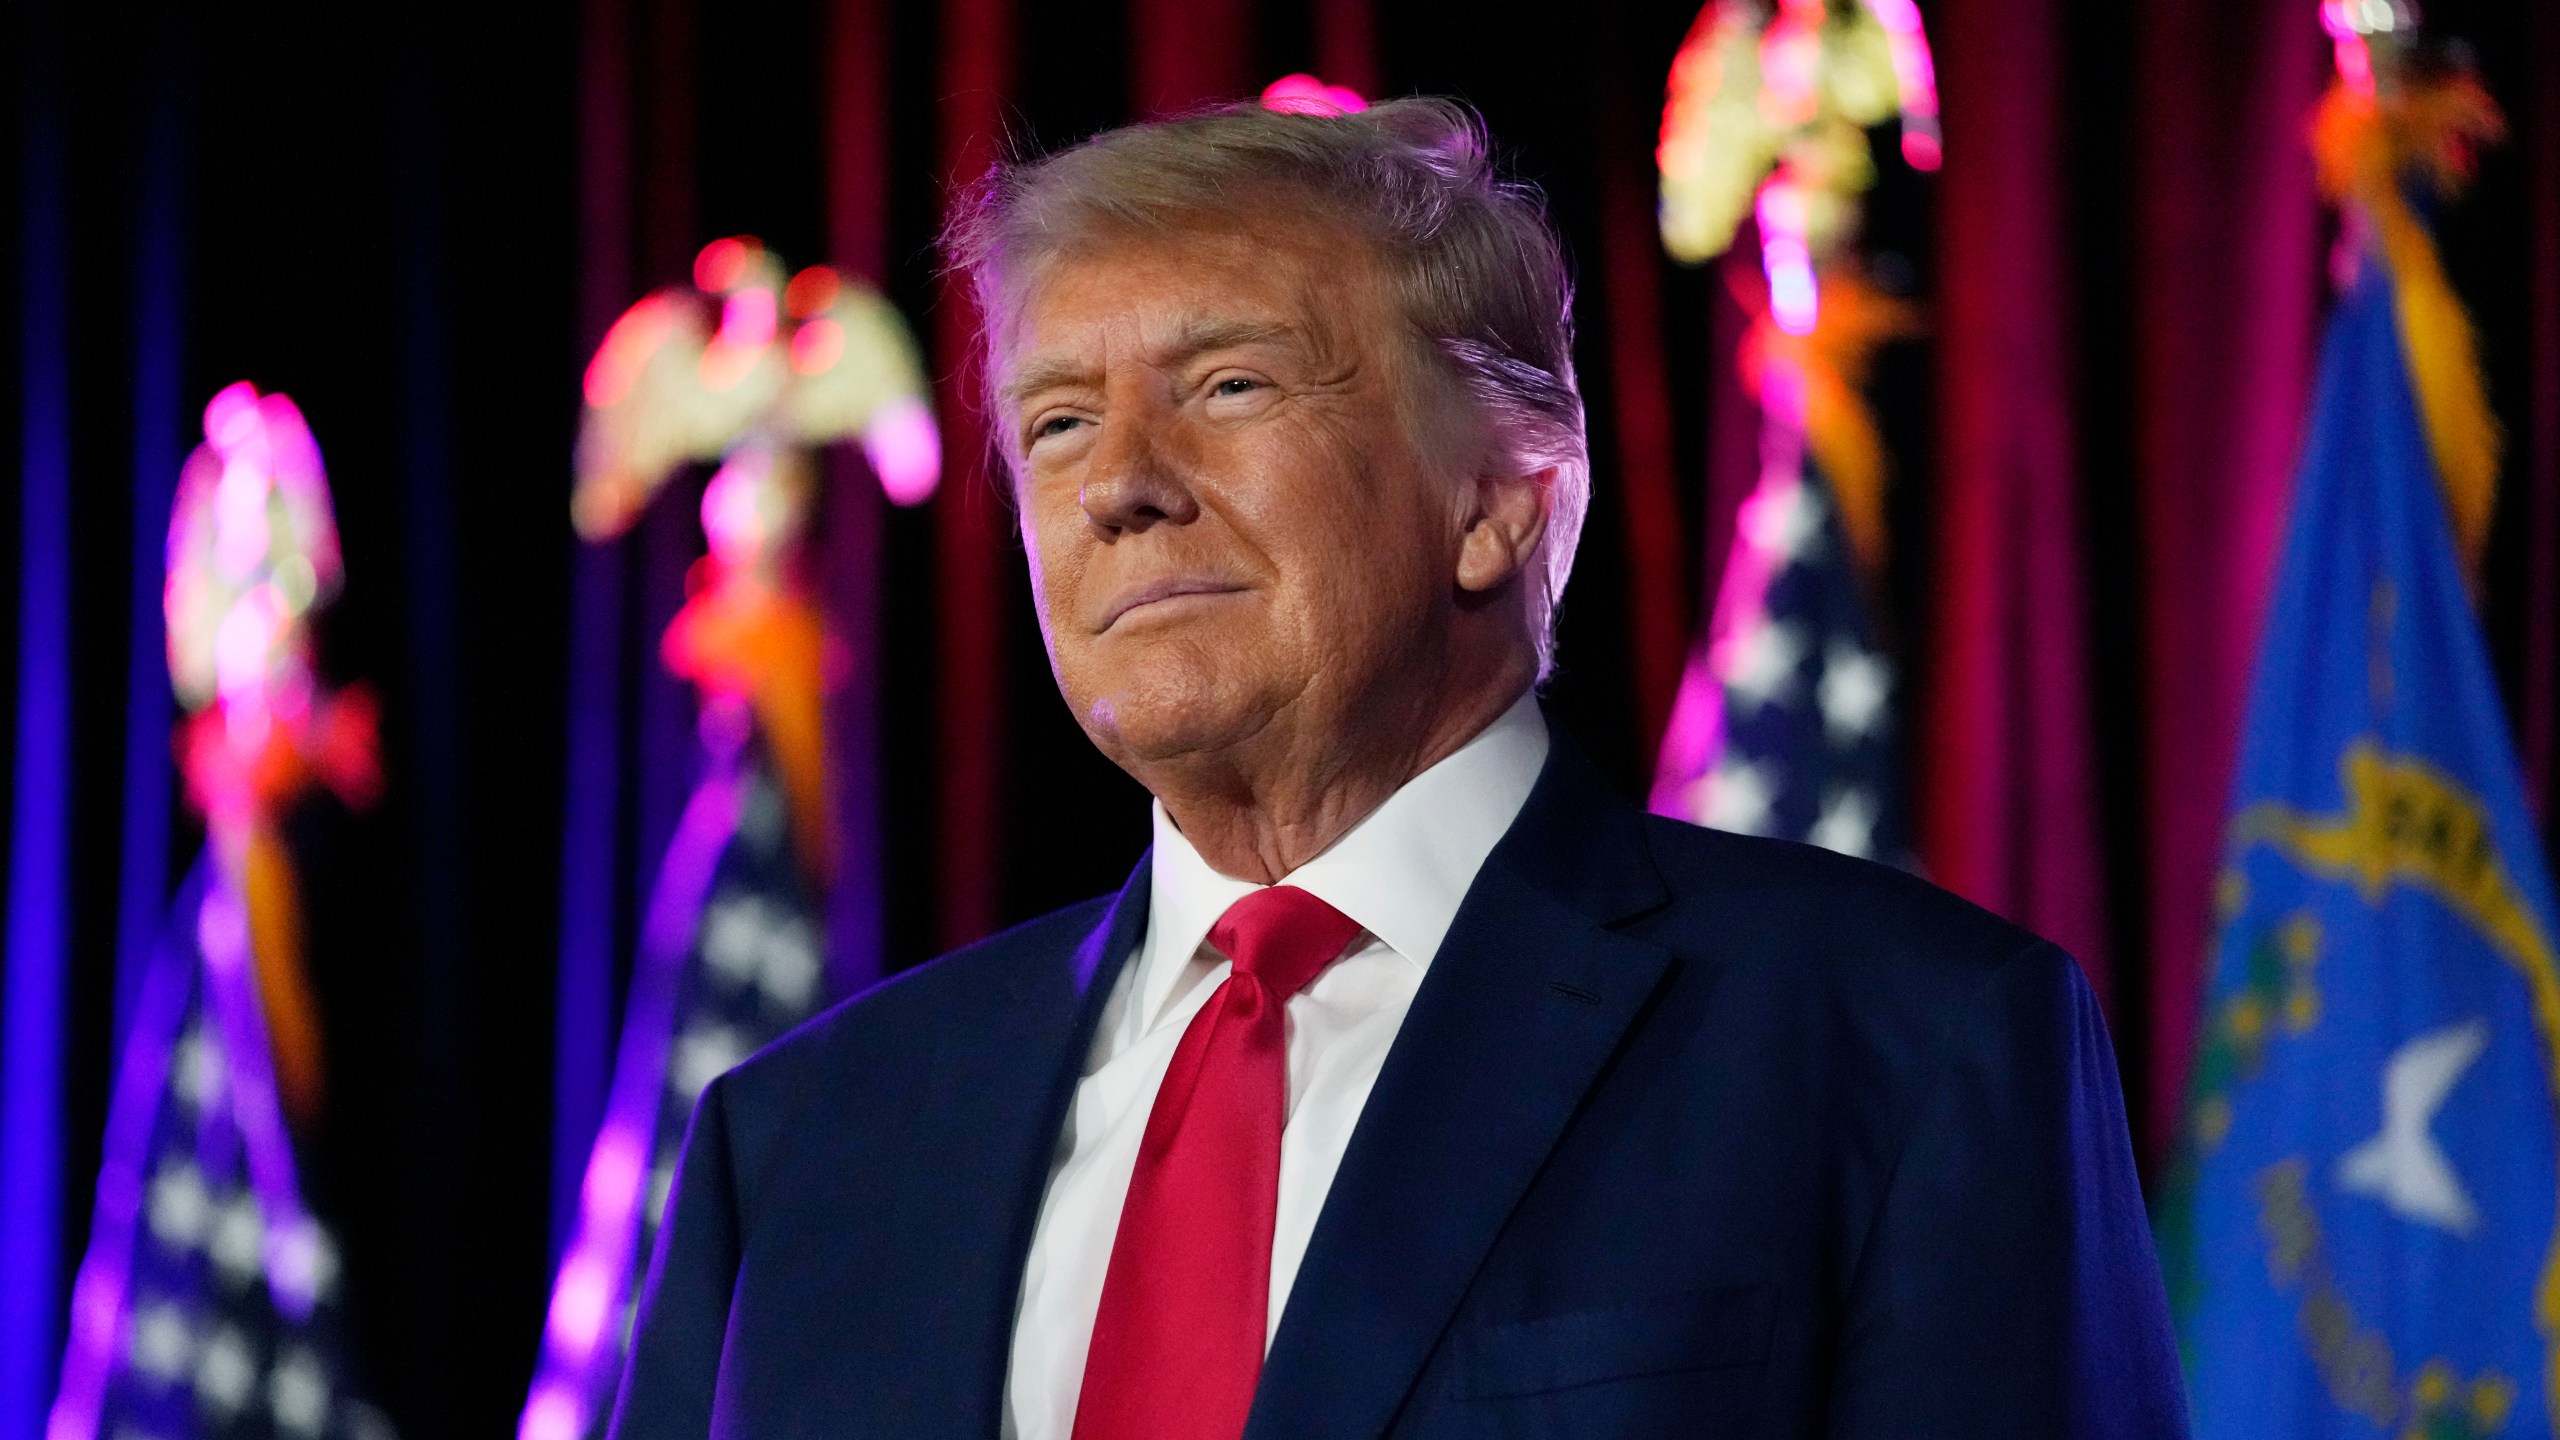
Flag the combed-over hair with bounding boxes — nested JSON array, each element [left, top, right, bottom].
[[941, 96, 1590, 679]]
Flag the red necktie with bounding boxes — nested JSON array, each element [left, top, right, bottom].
[[1070, 885, 1364, 1440]]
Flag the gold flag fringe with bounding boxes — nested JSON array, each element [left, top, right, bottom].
[[2310, 73, 2506, 578]]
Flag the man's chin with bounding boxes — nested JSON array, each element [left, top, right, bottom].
[[1076, 681, 1280, 773]]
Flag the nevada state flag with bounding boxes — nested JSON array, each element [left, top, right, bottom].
[[2170, 260, 2560, 1437]]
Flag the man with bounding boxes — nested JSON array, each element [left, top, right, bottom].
[[612, 98, 2187, 1439]]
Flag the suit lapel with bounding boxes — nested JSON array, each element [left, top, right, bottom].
[[1246, 738, 1677, 1440], [905, 859, 1150, 1439]]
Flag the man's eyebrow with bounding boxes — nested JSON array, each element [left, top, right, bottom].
[[1154, 318, 1297, 366], [999, 319, 1302, 410], [999, 356, 1097, 409]]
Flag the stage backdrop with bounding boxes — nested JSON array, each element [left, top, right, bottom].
[[1, 0, 2554, 1434]]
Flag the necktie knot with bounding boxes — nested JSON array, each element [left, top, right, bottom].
[[1206, 885, 1362, 999]]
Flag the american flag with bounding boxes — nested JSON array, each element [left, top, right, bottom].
[[1651, 457, 1905, 862], [48, 861, 393, 1440], [522, 733, 826, 1440]]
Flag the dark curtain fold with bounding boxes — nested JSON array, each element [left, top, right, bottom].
[[928, 0, 1015, 953]]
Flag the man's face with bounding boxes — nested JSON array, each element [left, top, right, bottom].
[[1001, 218, 1476, 775]]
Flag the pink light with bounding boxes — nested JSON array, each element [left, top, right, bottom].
[[212, 455, 273, 581], [1261, 73, 1367, 115], [204, 381, 262, 452], [580, 1130, 645, 1227], [2318, 0, 2404, 94], [701, 449, 776, 569], [790, 316, 846, 376], [213, 584, 288, 713], [1758, 4, 1823, 129], [1861, 0, 1941, 170], [519, 1386, 584, 1440], [718, 286, 778, 352], [863, 395, 942, 506], [545, 1255, 614, 1358], [1756, 181, 1819, 336]]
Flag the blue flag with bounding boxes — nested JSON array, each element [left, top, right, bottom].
[[2173, 261, 2560, 1437], [49, 859, 392, 1440]]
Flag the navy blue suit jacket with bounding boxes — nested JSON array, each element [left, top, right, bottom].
[[611, 734, 2189, 1438]]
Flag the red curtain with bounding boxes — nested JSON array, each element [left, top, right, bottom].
[[1597, 81, 1691, 750], [1133, 0, 1254, 118], [1920, 0, 2114, 998], [930, 0, 1018, 951], [1912, 0, 2556, 1164], [2127, 0, 2329, 1162], [822, 0, 894, 990]]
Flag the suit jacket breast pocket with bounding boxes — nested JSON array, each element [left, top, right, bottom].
[[1447, 1284, 1775, 1403]]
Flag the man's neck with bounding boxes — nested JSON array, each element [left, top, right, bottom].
[[1150, 675, 1532, 884]]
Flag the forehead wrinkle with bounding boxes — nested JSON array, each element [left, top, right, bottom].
[[996, 222, 1384, 420], [1149, 317, 1298, 370], [1001, 314, 1315, 414]]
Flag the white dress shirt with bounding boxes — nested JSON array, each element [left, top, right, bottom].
[[1000, 693, 1551, 1440]]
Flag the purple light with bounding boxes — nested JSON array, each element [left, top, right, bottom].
[[42, 895, 199, 1440], [544, 1255, 614, 1356], [520, 755, 747, 1440], [46, 863, 313, 1440], [4, 76, 73, 1440], [195, 882, 321, 1323]]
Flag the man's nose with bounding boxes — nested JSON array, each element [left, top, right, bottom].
[[1079, 418, 1201, 535]]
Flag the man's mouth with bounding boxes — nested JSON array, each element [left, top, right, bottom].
[[1098, 577, 1247, 632]]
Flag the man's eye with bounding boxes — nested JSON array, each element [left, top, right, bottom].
[[1212, 377, 1259, 397], [1034, 415, 1083, 439]]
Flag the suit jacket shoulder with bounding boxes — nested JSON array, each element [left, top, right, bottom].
[[1639, 814, 2045, 981], [710, 894, 1120, 1206]]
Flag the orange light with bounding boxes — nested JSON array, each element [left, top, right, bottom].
[[790, 317, 847, 376], [693, 236, 757, 293], [585, 296, 679, 409], [785, 266, 841, 319]]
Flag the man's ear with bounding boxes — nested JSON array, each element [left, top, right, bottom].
[[1455, 466, 1554, 594]]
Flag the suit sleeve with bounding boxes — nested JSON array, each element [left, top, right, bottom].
[[609, 1075, 744, 1440], [1824, 943, 2191, 1440]]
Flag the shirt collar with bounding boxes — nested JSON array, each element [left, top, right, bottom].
[[1136, 691, 1551, 1031]]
